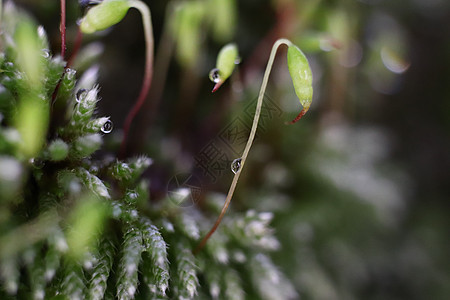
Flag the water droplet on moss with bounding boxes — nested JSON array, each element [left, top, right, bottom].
[[65, 68, 76, 81], [29, 158, 44, 169], [42, 49, 50, 58], [231, 158, 242, 174], [76, 89, 87, 103], [209, 68, 221, 83], [101, 120, 113, 133]]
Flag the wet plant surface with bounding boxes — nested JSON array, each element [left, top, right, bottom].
[[1, 1, 450, 299]]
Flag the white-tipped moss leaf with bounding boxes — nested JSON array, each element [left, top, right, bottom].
[[80, 0, 131, 34], [210, 43, 239, 92], [287, 44, 313, 123]]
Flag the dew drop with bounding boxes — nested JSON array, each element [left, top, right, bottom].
[[76, 89, 87, 103], [42, 49, 50, 58], [29, 158, 44, 169], [231, 157, 242, 174], [234, 56, 241, 64], [101, 120, 113, 133], [65, 68, 76, 80], [209, 68, 221, 83]]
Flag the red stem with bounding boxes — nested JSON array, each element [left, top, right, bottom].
[[286, 107, 308, 125], [60, 0, 66, 59], [52, 0, 67, 105], [119, 2, 154, 158], [120, 60, 152, 157]]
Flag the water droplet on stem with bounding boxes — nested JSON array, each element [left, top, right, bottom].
[[231, 158, 242, 174]]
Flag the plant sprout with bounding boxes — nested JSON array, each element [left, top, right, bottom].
[[79, 0, 154, 157], [195, 38, 313, 253], [209, 43, 239, 92]]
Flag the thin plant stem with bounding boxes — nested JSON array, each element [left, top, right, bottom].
[[133, 2, 176, 151], [194, 38, 292, 254], [60, 0, 66, 59], [149, 2, 175, 110], [119, 0, 154, 158], [51, 0, 68, 106]]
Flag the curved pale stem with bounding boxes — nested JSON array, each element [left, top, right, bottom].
[[194, 38, 293, 254], [120, 0, 154, 157]]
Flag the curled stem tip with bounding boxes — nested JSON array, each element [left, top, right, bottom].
[[286, 106, 309, 125], [195, 38, 294, 253], [79, 0, 154, 157], [119, 0, 154, 157]]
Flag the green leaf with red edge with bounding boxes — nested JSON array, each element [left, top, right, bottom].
[[287, 44, 313, 123]]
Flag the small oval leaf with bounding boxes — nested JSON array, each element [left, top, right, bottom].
[[210, 43, 239, 92], [216, 43, 238, 81], [287, 45, 313, 115], [80, 0, 131, 34]]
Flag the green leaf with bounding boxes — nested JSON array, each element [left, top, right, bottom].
[[59, 262, 86, 299], [87, 237, 115, 300], [210, 43, 239, 92], [140, 218, 169, 296], [80, 0, 131, 34], [116, 225, 144, 300], [173, 242, 198, 299], [287, 44, 313, 123], [75, 168, 111, 199], [71, 133, 103, 159]]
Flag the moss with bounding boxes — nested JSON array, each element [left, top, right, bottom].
[[0, 2, 294, 299]]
